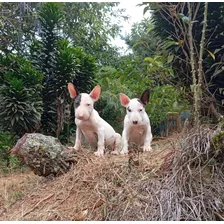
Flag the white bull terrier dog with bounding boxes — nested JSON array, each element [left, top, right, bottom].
[[68, 83, 122, 157], [119, 89, 153, 154]]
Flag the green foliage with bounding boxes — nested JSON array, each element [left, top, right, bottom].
[[55, 41, 97, 137], [0, 132, 21, 171], [147, 2, 224, 108], [0, 54, 43, 136], [62, 2, 127, 65], [96, 52, 189, 132], [143, 55, 175, 85], [0, 2, 127, 65], [0, 2, 43, 55], [35, 2, 64, 135], [124, 19, 163, 60], [95, 66, 126, 133], [39, 2, 63, 31], [32, 2, 98, 136], [0, 132, 13, 168], [147, 85, 189, 126], [71, 46, 97, 93]]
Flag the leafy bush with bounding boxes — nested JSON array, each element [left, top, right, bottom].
[[0, 54, 43, 136], [0, 132, 21, 171], [72, 47, 97, 93], [95, 56, 189, 133], [147, 85, 190, 127], [56, 43, 97, 140]]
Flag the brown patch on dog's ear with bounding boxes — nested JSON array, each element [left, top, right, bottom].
[[89, 85, 101, 101], [68, 83, 78, 98], [120, 93, 130, 107], [140, 89, 150, 106]]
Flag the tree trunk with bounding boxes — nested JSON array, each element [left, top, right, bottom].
[[198, 2, 208, 116], [188, 2, 200, 126]]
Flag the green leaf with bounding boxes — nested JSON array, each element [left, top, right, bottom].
[[214, 48, 223, 54], [167, 55, 174, 63], [168, 68, 174, 77], [182, 16, 190, 24], [143, 6, 150, 15], [149, 3, 161, 10], [144, 57, 154, 63], [213, 68, 224, 77], [206, 49, 215, 60], [177, 13, 185, 19]]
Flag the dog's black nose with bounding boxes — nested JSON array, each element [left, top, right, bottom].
[[133, 121, 138, 125]]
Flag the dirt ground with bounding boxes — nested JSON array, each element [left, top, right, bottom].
[[0, 171, 40, 217], [0, 136, 176, 221]]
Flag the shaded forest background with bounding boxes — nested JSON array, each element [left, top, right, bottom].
[[0, 2, 224, 170]]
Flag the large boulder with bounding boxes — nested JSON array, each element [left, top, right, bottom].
[[11, 133, 76, 177]]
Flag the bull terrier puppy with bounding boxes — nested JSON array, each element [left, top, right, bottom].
[[119, 89, 152, 154], [68, 83, 122, 157]]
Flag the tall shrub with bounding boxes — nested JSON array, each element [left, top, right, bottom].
[[32, 3, 97, 137], [0, 54, 43, 136]]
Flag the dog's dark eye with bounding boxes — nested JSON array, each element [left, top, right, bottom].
[[139, 109, 143, 112], [87, 103, 91, 106], [127, 107, 132, 112]]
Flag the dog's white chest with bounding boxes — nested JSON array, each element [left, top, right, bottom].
[[128, 125, 147, 145], [77, 120, 98, 144]]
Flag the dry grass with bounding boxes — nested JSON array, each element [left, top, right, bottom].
[[0, 137, 174, 221], [0, 171, 40, 217], [154, 126, 224, 221], [1, 128, 224, 221]]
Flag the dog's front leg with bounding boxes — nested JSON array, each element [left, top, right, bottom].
[[120, 129, 129, 154], [143, 126, 153, 152], [94, 127, 105, 157], [111, 133, 122, 155], [74, 127, 82, 151]]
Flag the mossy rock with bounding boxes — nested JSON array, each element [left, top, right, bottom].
[[11, 133, 77, 177], [212, 131, 224, 151], [211, 131, 224, 163]]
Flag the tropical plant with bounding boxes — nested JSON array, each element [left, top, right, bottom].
[[33, 2, 64, 135], [55, 40, 97, 137], [31, 3, 98, 136], [0, 54, 43, 136]]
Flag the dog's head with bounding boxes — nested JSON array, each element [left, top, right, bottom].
[[68, 83, 101, 121], [119, 89, 150, 125]]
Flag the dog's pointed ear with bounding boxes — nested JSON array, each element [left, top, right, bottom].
[[68, 83, 79, 98], [120, 93, 130, 107], [89, 85, 101, 101], [140, 89, 150, 106]]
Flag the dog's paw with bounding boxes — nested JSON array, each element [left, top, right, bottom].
[[143, 145, 152, 152], [67, 146, 74, 150], [94, 150, 104, 157], [120, 147, 129, 155], [74, 146, 81, 151], [74, 142, 82, 151]]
